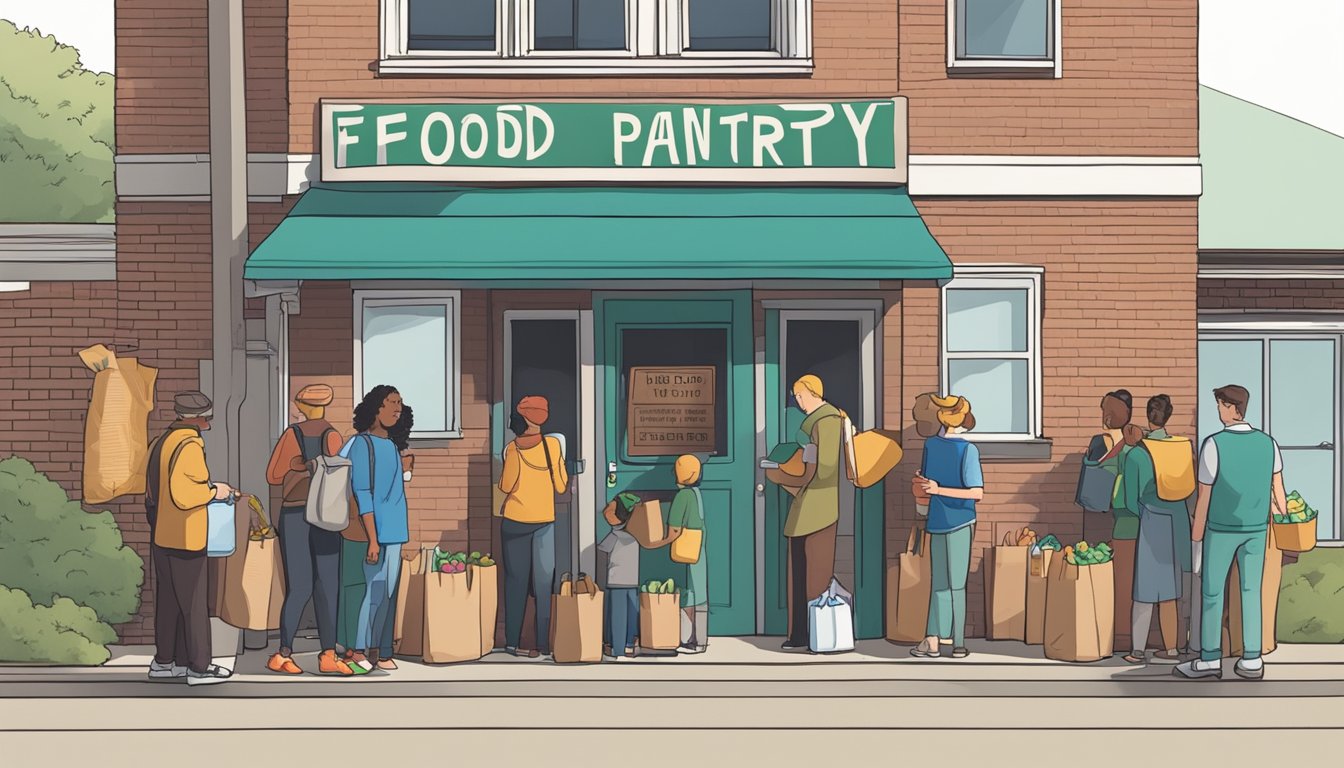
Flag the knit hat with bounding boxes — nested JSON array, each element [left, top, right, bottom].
[[174, 391, 213, 419], [517, 395, 549, 426], [295, 383, 334, 407]]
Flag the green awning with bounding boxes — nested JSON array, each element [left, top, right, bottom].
[[244, 186, 951, 282]]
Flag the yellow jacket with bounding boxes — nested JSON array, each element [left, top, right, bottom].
[[154, 429, 215, 551], [498, 437, 568, 524]]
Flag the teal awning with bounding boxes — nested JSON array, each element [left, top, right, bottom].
[[244, 186, 951, 282]]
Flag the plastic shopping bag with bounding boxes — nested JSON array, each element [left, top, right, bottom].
[[808, 578, 855, 654]]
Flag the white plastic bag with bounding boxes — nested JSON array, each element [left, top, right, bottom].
[[808, 578, 855, 653]]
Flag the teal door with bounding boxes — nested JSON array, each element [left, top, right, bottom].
[[597, 292, 756, 635]]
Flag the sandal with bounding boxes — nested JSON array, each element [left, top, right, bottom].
[[951, 647, 970, 659], [909, 639, 941, 658], [1122, 653, 1146, 665]]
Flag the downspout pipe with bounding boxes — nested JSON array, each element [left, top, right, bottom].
[[208, 0, 248, 488]]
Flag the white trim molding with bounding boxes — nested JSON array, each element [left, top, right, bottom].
[[115, 153, 317, 200], [909, 155, 1202, 197], [0, 224, 116, 282]]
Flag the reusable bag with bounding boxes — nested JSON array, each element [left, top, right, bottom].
[[809, 578, 855, 653], [205, 498, 237, 558]]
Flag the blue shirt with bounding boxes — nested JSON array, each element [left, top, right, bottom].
[[342, 433, 409, 545], [921, 434, 983, 534]]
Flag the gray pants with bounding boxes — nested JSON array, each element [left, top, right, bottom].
[[502, 519, 556, 652], [681, 605, 709, 648], [278, 507, 342, 654]]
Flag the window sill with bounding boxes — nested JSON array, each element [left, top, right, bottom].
[[971, 438, 1053, 463], [376, 57, 815, 77], [946, 60, 1059, 79], [409, 432, 464, 448]]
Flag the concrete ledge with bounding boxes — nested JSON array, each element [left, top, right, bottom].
[[0, 223, 116, 281]]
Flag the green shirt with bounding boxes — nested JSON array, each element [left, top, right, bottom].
[[667, 487, 704, 530], [1122, 429, 1193, 572], [1207, 428, 1276, 533], [1101, 441, 1138, 540], [784, 402, 843, 538]]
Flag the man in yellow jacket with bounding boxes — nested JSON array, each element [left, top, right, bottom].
[[147, 391, 235, 686]]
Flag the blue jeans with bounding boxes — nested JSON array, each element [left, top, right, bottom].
[[355, 543, 403, 652], [501, 519, 556, 651], [605, 587, 639, 653]]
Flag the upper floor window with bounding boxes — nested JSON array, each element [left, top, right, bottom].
[[947, 0, 1061, 77], [381, 0, 813, 75]]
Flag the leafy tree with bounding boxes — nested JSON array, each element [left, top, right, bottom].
[[0, 19, 114, 223]]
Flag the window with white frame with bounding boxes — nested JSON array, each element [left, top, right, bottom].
[[354, 291, 461, 439], [947, 0, 1060, 75], [940, 269, 1042, 440], [382, 0, 812, 74]]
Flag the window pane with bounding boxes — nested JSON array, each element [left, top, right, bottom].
[[956, 0, 1050, 59], [535, 0, 626, 50], [1269, 339, 1337, 447], [946, 288, 1028, 353], [1280, 449, 1336, 541], [1197, 339, 1263, 443], [363, 304, 449, 433], [948, 358, 1029, 434], [687, 0, 771, 52], [408, 0, 497, 51]]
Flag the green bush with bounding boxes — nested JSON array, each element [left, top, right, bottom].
[[0, 456, 143, 624], [0, 20, 115, 222], [0, 586, 115, 665], [1278, 548, 1344, 643]]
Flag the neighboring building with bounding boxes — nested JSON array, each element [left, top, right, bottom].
[[1196, 85, 1344, 542], [0, 0, 1199, 642]]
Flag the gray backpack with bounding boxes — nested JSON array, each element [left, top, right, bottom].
[[305, 431, 360, 532]]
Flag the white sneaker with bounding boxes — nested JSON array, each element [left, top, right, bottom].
[[1234, 657, 1264, 680], [1174, 658, 1222, 680], [147, 660, 186, 681], [186, 664, 234, 686]]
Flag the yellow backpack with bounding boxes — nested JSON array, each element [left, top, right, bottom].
[[1141, 436, 1196, 502]]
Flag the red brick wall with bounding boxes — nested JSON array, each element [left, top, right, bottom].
[[901, 0, 1198, 155], [1198, 278, 1344, 311]]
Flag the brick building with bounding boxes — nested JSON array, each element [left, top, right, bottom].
[[1, 0, 1249, 646]]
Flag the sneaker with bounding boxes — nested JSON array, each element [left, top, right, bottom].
[[267, 653, 303, 675], [318, 650, 354, 676], [781, 640, 807, 651], [1175, 658, 1223, 680], [1234, 658, 1264, 680], [148, 660, 186, 681], [186, 664, 233, 686], [679, 643, 707, 655]]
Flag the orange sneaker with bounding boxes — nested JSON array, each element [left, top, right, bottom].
[[319, 650, 354, 676], [267, 653, 303, 675]]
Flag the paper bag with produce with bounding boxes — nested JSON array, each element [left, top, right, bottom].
[[552, 573, 604, 663], [1043, 544, 1115, 662], [422, 567, 483, 664], [639, 579, 681, 651], [471, 559, 499, 656], [393, 547, 428, 658], [79, 345, 158, 504], [625, 499, 666, 548], [984, 526, 1036, 641], [1222, 525, 1283, 657], [886, 526, 931, 644], [1025, 545, 1057, 646]]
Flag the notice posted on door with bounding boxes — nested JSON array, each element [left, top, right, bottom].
[[628, 366, 716, 456]]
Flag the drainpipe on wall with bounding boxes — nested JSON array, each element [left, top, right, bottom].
[[208, 0, 253, 652]]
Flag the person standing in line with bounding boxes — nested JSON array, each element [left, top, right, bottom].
[[598, 492, 641, 661], [345, 385, 414, 675], [909, 393, 983, 660], [1122, 395, 1193, 665], [1177, 385, 1286, 681], [146, 392, 234, 686], [263, 383, 353, 676], [1095, 390, 1146, 652], [498, 396, 568, 658], [653, 455, 710, 654]]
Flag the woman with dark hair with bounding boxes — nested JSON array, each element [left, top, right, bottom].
[[1122, 394, 1195, 664], [342, 384, 414, 674], [1092, 389, 1146, 652]]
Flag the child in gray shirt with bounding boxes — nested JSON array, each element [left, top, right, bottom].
[[598, 492, 641, 660]]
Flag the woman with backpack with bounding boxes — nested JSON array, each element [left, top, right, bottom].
[[498, 395, 568, 658], [263, 383, 352, 676], [1093, 390, 1146, 652]]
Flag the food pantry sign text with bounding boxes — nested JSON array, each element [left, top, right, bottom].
[[319, 99, 907, 183]]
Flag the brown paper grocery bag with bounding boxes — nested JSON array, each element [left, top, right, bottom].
[[552, 574, 604, 663], [473, 563, 499, 656], [1025, 549, 1055, 646], [1043, 556, 1115, 662], [887, 526, 931, 644], [626, 500, 665, 548], [1223, 526, 1282, 657], [219, 535, 284, 631], [393, 547, 428, 658], [639, 592, 681, 651], [79, 345, 158, 504], [422, 567, 483, 664], [984, 529, 1030, 641]]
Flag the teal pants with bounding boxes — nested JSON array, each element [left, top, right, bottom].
[[927, 525, 974, 647], [1200, 529, 1266, 662]]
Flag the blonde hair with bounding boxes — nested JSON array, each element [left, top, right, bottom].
[[297, 402, 326, 420], [675, 454, 702, 486], [793, 374, 824, 399]]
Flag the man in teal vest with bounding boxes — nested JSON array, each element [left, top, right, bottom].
[[1176, 385, 1286, 681]]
